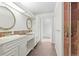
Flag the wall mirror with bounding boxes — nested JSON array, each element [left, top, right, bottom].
[[26, 17, 32, 31], [0, 6, 16, 30]]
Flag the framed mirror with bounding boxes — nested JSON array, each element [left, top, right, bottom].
[[0, 6, 16, 30], [26, 17, 32, 31]]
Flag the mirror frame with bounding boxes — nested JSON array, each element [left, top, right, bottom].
[[26, 17, 32, 30], [0, 6, 16, 30]]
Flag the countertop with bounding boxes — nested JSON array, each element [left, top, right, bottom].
[[0, 34, 34, 45]]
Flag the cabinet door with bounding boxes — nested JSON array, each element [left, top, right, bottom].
[[19, 39, 27, 56], [2, 46, 18, 56], [0, 45, 3, 55], [1, 40, 19, 56]]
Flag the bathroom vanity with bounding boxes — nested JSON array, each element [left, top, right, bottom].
[[0, 3, 41, 56], [0, 34, 37, 56]]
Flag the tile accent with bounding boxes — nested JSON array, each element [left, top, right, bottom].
[[0, 30, 32, 37], [0, 31, 12, 37]]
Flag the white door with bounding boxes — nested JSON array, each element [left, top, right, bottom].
[[53, 2, 64, 56]]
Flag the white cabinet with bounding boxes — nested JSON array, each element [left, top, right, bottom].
[[18, 38, 27, 56], [18, 36, 36, 56], [0, 40, 18, 56], [26, 38, 35, 55], [0, 35, 36, 56], [2, 46, 18, 56]]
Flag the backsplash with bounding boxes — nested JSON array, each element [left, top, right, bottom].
[[14, 30, 31, 35], [0, 31, 12, 37], [0, 30, 32, 37]]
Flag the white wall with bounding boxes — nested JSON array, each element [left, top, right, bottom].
[[36, 13, 54, 40], [0, 3, 29, 32], [32, 16, 41, 44], [53, 2, 64, 56]]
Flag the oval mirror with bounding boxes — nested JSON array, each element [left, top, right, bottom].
[[26, 17, 32, 30], [0, 6, 16, 30]]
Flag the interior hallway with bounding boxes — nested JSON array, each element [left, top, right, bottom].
[[27, 40, 57, 56], [0, 2, 63, 56]]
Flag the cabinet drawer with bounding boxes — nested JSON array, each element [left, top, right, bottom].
[[2, 46, 18, 56], [2, 45, 17, 54], [2, 41, 17, 49], [2, 40, 18, 54]]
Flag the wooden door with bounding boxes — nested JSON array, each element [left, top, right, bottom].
[[71, 2, 77, 56], [77, 3, 79, 55], [71, 2, 79, 56], [64, 2, 71, 56], [64, 2, 79, 56]]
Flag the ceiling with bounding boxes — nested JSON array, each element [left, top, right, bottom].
[[14, 2, 56, 15]]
